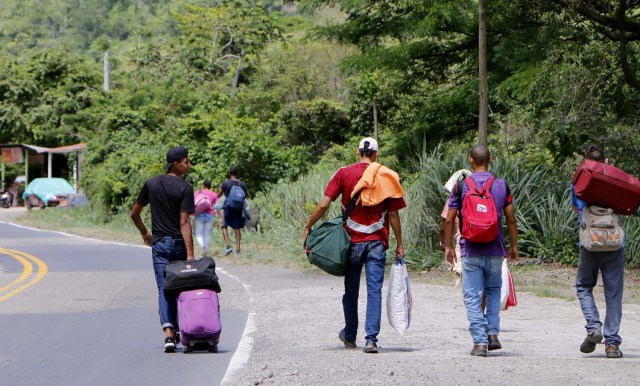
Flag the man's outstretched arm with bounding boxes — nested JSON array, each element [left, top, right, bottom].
[[302, 195, 332, 249]]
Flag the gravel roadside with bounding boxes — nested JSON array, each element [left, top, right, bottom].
[[220, 262, 640, 386]]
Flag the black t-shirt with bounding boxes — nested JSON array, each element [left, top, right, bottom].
[[220, 179, 248, 198], [136, 174, 195, 244]]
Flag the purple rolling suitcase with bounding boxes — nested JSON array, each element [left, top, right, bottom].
[[177, 289, 221, 353]]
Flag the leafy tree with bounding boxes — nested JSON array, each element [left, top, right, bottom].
[[173, 2, 282, 94], [549, 0, 640, 90], [0, 50, 100, 147], [277, 99, 350, 160]]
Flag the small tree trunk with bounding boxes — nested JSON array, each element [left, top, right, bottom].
[[231, 48, 245, 98], [478, 0, 488, 146]]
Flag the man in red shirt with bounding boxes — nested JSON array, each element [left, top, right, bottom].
[[303, 137, 406, 353]]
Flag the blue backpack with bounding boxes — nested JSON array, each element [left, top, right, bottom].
[[227, 183, 246, 209]]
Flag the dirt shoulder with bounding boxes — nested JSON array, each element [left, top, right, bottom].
[[221, 263, 640, 386]]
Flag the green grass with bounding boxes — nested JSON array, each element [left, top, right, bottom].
[[531, 288, 576, 301]]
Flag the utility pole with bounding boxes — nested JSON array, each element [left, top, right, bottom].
[[103, 51, 110, 92], [372, 99, 379, 144], [478, 0, 488, 146]]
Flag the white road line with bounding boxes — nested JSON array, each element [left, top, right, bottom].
[[0, 220, 143, 247], [218, 266, 256, 385], [0, 219, 255, 382]]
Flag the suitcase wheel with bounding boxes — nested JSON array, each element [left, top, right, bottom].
[[208, 345, 218, 353], [184, 346, 193, 354]]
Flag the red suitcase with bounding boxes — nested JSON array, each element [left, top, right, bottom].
[[572, 159, 640, 215]]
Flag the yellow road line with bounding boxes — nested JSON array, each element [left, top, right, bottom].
[[0, 248, 33, 293], [0, 247, 48, 302]]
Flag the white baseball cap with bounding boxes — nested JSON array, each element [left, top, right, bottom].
[[358, 137, 379, 152]]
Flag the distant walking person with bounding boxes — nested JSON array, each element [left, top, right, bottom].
[[217, 166, 248, 256], [193, 180, 219, 258], [571, 144, 625, 358], [303, 137, 406, 354], [444, 145, 518, 357], [130, 146, 195, 353]]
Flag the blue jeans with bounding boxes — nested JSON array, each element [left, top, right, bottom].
[[152, 236, 187, 330], [342, 240, 387, 344], [461, 255, 503, 344], [576, 247, 624, 345], [194, 213, 214, 254]]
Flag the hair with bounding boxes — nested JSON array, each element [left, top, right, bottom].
[[358, 141, 377, 158], [203, 179, 211, 189], [470, 145, 491, 166], [584, 144, 606, 162], [228, 166, 238, 178]]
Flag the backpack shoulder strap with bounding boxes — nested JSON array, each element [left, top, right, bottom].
[[464, 177, 477, 191], [483, 176, 496, 192]]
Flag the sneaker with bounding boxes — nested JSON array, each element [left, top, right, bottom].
[[488, 335, 501, 351], [164, 337, 176, 353], [338, 329, 356, 349], [605, 344, 623, 358], [234, 249, 241, 255], [580, 329, 603, 353], [363, 341, 378, 354], [470, 344, 488, 357], [223, 246, 233, 256]]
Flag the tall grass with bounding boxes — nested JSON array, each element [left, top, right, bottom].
[[251, 147, 640, 269], [18, 148, 640, 270]]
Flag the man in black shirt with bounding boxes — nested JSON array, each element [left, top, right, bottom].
[[130, 146, 195, 353], [217, 165, 248, 255]]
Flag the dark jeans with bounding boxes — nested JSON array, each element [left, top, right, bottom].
[[152, 236, 187, 330], [342, 240, 387, 344], [576, 247, 624, 345]]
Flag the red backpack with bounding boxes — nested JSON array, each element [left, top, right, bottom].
[[458, 176, 499, 243]]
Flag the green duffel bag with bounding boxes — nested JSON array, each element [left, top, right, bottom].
[[305, 217, 351, 276], [305, 192, 360, 276]]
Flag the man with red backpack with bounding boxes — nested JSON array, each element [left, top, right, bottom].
[[444, 145, 519, 357]]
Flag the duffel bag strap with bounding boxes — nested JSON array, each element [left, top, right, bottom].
[[342, 191, 362, 223]]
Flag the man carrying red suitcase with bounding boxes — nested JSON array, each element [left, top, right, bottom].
[[571, 144, 625, 359]]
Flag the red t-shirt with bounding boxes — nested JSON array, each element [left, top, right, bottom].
[[324, 162, 406, 248]]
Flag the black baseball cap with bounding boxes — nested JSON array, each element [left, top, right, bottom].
[[164, 146, 189, 173]]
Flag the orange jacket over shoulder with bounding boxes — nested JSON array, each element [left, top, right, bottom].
[[351, 162, 404, 206]]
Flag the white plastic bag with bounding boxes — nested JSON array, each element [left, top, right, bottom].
[[386, 258, 412, 335], [500, 258, 509, 310], [500, 258, 517, 310]]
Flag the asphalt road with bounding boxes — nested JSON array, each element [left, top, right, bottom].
[[0, 220, 248, 386]]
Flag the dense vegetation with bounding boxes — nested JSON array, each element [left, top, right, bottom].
[[1, 1, 639, 266]]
